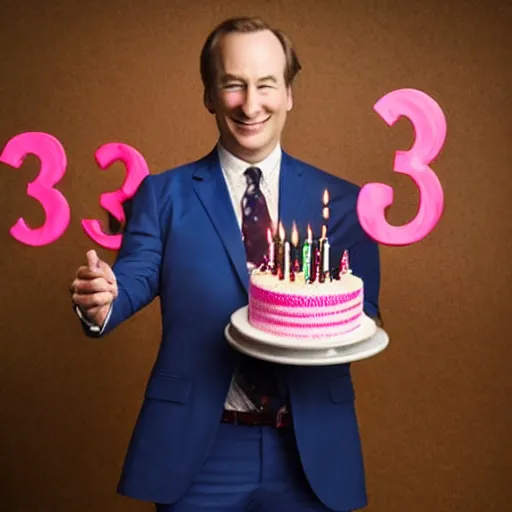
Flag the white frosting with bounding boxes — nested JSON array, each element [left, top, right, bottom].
[[250, 271, 363, 296]]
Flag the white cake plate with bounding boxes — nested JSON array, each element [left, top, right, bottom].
[[230, 306, 377, 350], [225, 323, 389, 366]]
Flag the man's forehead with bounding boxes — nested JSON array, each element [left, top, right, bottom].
[[214, 31, 286, 78], [215, 60, 286, 84]]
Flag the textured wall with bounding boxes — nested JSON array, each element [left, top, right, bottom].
[[0, 1, 510, 511]]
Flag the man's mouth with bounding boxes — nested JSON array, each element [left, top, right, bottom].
[[232, 116, 271, 127]]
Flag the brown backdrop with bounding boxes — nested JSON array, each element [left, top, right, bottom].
[[1, 1, 511, 511]]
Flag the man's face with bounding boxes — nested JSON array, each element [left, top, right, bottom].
[[205, 30, 293, 163]]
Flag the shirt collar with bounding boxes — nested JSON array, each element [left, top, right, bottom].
[[216, 141, 282, 185]]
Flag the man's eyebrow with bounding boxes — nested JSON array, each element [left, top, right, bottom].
[[220, 74, 245, 83], [219, 74, 279, 83], [257, 75, 278, 83]]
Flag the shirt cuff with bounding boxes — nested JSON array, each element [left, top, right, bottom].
[[74, 304, 113, 335]]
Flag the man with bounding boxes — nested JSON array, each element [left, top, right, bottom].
[[70, 16, 381, 512]]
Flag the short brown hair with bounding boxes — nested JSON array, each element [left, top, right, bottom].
[[200, 16, 302, 96]]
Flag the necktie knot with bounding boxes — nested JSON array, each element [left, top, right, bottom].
[[244, 166, 262, 188]]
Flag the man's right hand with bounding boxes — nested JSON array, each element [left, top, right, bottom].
[[70, 250, 118, 327]]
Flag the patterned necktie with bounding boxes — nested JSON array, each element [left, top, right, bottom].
[[235, 166, 284, 413], [241, 166, 272, 268]]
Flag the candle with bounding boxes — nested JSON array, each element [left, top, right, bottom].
[[272, 223, 280, 275], [319, 251, 325, 283], [323, 237, 330, 275], [322, 189, 330, 269], [278, 222, 285, 280], [319, 225, 326, 283], [284, 241, 290, 281], [320, 224, 330, 275], [340, 249, 350, 275], [310, 241, 320, 283], [322, 189, 330, 232], [291, 222, 300, 275], [302, 225, 312, 283], [267, 227, 274, 272]]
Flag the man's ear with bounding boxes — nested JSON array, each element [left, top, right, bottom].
[[203, 89, 215, 114], [286, 86, 293, 112]]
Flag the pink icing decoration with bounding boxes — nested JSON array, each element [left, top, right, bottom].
[[357, 88, 446, 246], [249, 310, 361, 330], [248, 277, 364, 339], [81, 142, 150, 250], [249, 300, 362, 318], [250, 283, 361, 308], [1, 132, 71, 247]]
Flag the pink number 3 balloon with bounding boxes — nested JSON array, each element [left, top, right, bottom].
[[0, 132, 71, 246], [357, 88, 447, 246], [81, 143, 149, 250]]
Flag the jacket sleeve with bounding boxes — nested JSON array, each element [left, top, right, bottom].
[[80, 175, 163, 338], [328, 182, 382, 325], [345, 217, 382, 324]]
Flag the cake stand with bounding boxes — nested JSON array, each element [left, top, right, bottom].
[[225, 306, 389, 366]]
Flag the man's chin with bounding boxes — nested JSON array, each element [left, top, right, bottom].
[[228, 128, 264, 145], [222, 135, 271, 159], [235, 136, 267, 152]]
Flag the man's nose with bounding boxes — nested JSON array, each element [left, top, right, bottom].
[[241, 87, 261, 118]]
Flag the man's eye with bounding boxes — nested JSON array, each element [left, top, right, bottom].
[[224, 83, 243, 90]]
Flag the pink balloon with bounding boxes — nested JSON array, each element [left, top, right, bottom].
[[0, 132, 71, 246], [357, 88, 447, 246], [81, 143, 150, 250]]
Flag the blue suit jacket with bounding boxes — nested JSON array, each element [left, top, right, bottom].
[[88, 147, 381, 511]]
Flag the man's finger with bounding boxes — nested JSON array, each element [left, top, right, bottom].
[[72, 290, 114, 309], [73, 277, 115, 295], [86, 250, 100, 271], [97, 260, 117, 285], [76, 265, 105, 279]]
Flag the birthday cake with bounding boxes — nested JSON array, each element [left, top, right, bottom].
[[246, 189, 365, 340], [248, 269, 364, 339]]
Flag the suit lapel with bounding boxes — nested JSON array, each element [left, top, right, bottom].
[[193, 150, 249, 293], [192, 149, 310, 294]]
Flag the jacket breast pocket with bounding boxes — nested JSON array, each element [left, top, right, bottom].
[[329, 375, 355, 404], [144, 373, 193, 404]]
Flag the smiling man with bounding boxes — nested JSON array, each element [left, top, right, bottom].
[[203, 27, 294, 163], [70, 16, 381, 512]]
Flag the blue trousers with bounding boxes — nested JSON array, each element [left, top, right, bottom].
[[155, 422, 350, 512]]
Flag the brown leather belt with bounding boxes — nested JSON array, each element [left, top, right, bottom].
[[221, 409, 292, 428]]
